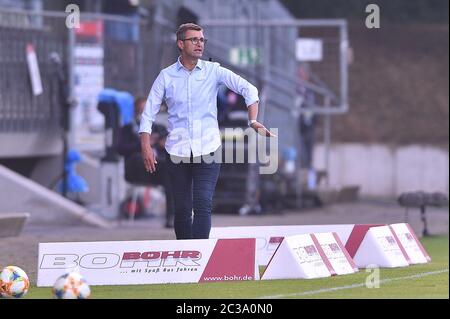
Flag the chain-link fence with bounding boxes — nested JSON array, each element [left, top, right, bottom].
[[0, 7, 178, 157], [0, 9, 67, 134]]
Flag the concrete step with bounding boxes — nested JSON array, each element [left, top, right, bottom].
[[0, 212, 29, 238], [0, 165, 112, 228]]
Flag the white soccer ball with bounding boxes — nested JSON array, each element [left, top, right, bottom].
[[0, 266, 30, 298], [52, 272, 91, 299]]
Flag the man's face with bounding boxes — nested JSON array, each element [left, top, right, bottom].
[[178, 29, 205, 59]]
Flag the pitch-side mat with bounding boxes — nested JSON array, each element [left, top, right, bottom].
[[210, 223, 431, 268], [37, 223, 430, 285], [37, 238, 258, 286]]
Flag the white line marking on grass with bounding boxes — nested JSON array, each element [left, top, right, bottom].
[[258, 269, 449, 299]]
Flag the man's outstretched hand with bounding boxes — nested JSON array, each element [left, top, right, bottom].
[[250, 121, 277, 138]]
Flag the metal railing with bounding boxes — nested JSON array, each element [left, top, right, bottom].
[[201, 19, 349, 114]]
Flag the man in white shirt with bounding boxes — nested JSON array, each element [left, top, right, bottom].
[[139, 23, 276, 239]]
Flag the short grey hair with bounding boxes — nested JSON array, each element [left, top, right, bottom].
[[176, 23, 203, 41]]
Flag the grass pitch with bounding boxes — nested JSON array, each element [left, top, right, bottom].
[[25, 234, 448, 299]]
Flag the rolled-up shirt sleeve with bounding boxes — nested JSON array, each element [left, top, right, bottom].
[[216, 65, 259, 107], [139, 72, 165, 135]]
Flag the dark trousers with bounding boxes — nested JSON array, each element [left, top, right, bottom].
[[167, 151, 221, 239]]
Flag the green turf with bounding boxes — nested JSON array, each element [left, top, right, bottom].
[[24, 234, 449, 299]]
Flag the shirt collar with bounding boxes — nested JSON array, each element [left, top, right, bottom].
[[177, 56, 203, 71]]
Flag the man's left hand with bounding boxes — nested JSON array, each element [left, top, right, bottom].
[[250, 121, 277, 137]]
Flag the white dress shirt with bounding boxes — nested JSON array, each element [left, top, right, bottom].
[[139, 57, 259, 158]]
